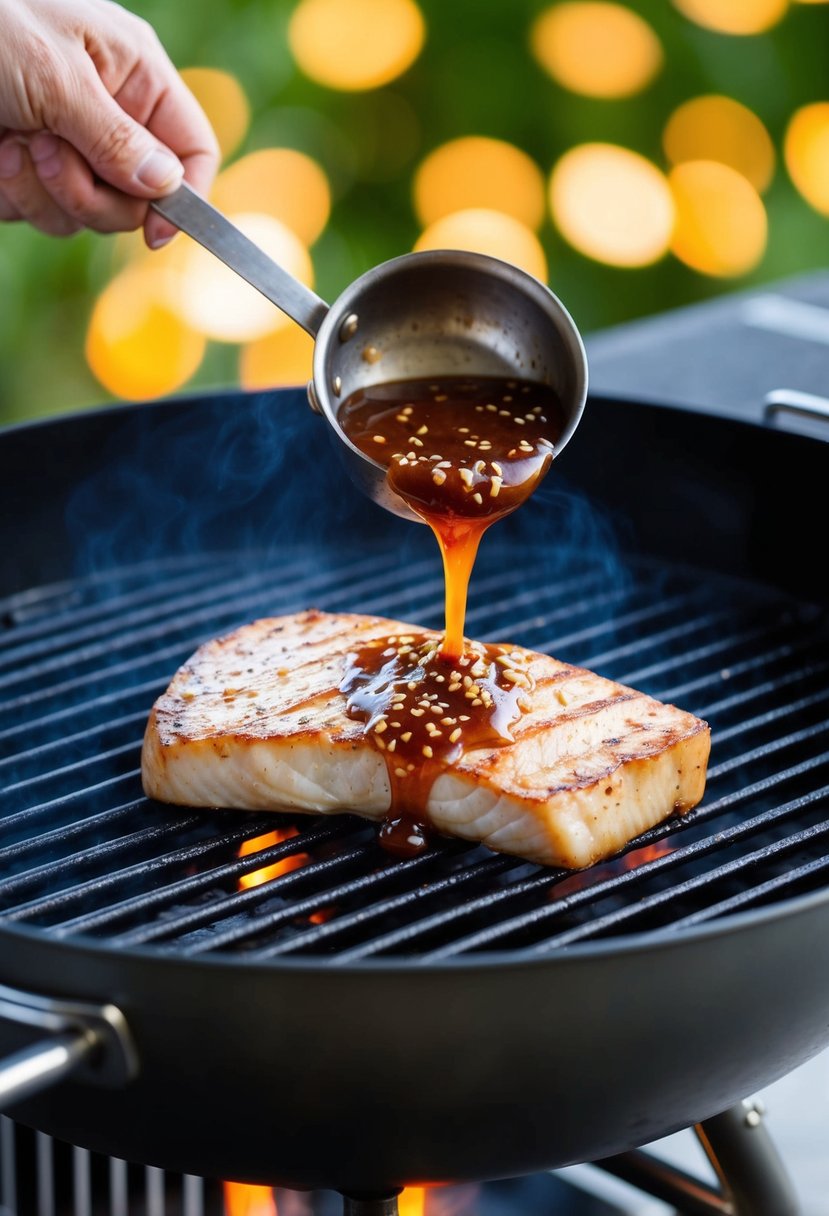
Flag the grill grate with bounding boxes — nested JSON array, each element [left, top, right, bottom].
[[1, 540, 827, 961]]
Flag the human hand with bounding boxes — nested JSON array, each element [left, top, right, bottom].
[[0, 0, 219, 247]]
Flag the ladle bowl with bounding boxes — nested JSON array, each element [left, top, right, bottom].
[[152, 184, 588, 521]]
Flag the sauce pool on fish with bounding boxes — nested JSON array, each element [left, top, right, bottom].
[[338, 374, 564, 855]]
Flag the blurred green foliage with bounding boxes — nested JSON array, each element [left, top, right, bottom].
[[0, 0, 827, 425]]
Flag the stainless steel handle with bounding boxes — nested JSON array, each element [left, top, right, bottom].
[[0, 1031, 97, 1108], [151, 181, 330, 337], [764, 389, 829, 439], [0, 983, 138, 1112]]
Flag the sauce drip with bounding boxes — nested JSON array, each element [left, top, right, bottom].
[[340, 375, 563, 659], [338, 374, 563, 856], [340, 631, 534, 856]]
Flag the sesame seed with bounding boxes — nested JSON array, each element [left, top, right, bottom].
[[464, 439, 477, 447], [411, 708, 424, 717], [515, 417, 525, 426], [471, 697, 483, 706], [376, 737, 386, 750], [458, 427, 470, 434], [395, 767, 408, 778], [498, 409, 510, 417], [436, 460, 451, 469], [374, 720, 388, 733], [508, 449, 517, 457], [396, 414, 408, 424], [401, 731, 412, 742], [475, 404, 484, 411], [486, 403, 497, 412], [459, 715, 470, 721], [407, 681, 418, 690], [387, 739, 397, 752], [417, 425, 428, 435], [373, 435, 386, 444], [525, 414, 535, 422], [435, 394, 448, 401], [449, 727, 462, 743], [490, 476, 502, 498], [503, 395, 513, 402], [474, 459, 486, 474], [391, 721, 401, 728], [472, 492, 483, 505], [398, 457, 410, 466], [491, 461, 503, 476], [411, 437, 423, 447], [432, 470, 446, 486], [459, 468, 474, 487], [422, 745, 433, 758], [403, 406, 414, 415]]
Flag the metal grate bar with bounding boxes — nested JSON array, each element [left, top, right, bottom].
[[0, 806, 203, 901], [0, 552, 437, 700], [532, 819, 829, 952], [2, 813, 283, 922], [0, 781, 142, 854], [707, 687, 829, 746], [665, 852, 829, 933], [0, 676, 165, 746], [46, 819, 361, 936], [0, 708, 146, 775], [647, 638, 805, 704], [419, 785, 829, 960], [348, 774, 829, 963], [535, 589, 712, 657], [0, 556, 242, 668], [617, 620, 794, 690], [707, 720, 828, 781], [694, 660, 829, 720], [111, 845, 374, 946], [248, 852, 519, 959]]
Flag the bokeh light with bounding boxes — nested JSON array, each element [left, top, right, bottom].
[[240, 324, 315, 390], [530, 3, 663, 98], [669, 160, 767, 276], [550, 144, 674, 267], [211, 149, 331, 245], [784, 103, 829, 215], [414, 208, 548, 281], [175, 213, 314, 343], [85, 267, 205, 400], [413, 137, 545, 230], [179, 67, 250, 162], [289, 0, 426, 91], [664, 95, 775, 192], [671, 0, 789, 34]]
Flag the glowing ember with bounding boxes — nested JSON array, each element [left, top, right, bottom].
[[223, 1182, 277, 1216], [238, 828, 310, 889]]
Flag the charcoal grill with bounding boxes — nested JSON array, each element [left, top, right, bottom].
[[0, 387, 827, 1208]]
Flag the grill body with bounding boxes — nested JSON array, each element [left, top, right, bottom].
[[1, 388, 828, 1190]]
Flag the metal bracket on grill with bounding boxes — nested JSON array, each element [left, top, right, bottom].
[[0, 983, 138, 1112], [596, 1098, 800, 1216]]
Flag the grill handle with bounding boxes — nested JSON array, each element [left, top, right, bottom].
[[151, 182, 330, 337], [0, 983, 138, 1112]]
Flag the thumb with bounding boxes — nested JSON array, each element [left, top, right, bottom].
[[54, 74, 183, 198]]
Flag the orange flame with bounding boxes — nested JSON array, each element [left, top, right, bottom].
[[399, 1188, 427, 1216], [238, 828, 310, 888], [223, 1182, 277, 1216]]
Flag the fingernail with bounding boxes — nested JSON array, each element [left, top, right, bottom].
[[30, 133, 62, 180], [30, 132, 60, 163], [148, 231, 176, 250], [135, 148, 183, 191], [0, 140, 22, 179]]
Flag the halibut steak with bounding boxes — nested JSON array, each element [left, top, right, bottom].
[[141, 610, 710, 869]]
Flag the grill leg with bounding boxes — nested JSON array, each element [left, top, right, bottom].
[[695, 1099, 800, 1216], [594, 1098, 800, 1216], [342, 1193, 400, 1216]]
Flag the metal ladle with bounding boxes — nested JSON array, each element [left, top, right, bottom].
[[152, 183, 588, 522]]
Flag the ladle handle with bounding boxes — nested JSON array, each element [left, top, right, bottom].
[[150, 182, 329, 337]]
